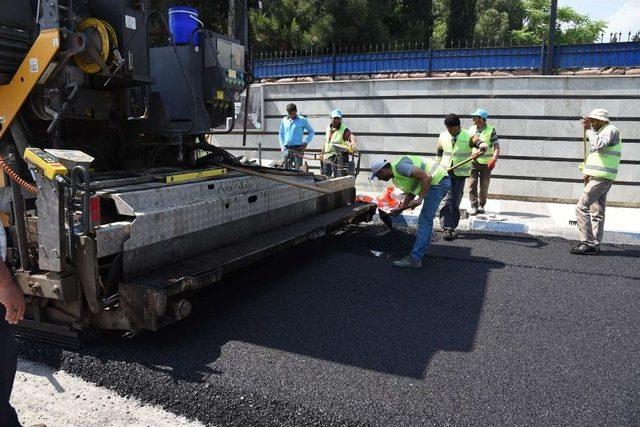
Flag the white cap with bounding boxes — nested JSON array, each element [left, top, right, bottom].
[[370, 159, 390, 180], [588, 108, 610, 122]]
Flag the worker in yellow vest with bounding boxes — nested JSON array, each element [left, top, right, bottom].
[[572, 109, 622, 255], [320, 109, 357, 177], [436, 114, 488, 241], [467, 109, 500, 215], [370, 156, 451, 268]]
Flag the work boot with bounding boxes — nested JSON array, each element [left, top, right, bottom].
[[443, 229, 454, 241], [570, 243, 598, 255], [477, 206, 485, 214], [392, 255, 422, 268], [469, 207, 478, 216]]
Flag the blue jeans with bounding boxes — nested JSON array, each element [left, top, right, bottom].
[[439, 174, 466, 230], [411, 176, 451, 260]]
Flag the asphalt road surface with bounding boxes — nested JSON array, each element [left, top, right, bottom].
[[19, 225, 640, 425]]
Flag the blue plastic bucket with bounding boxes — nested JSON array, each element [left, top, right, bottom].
[[168, 6, 201, 45]]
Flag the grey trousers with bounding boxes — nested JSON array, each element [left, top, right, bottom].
[[283, 146, 304, 169], [467, 161, 491, 208], [576, 178, 613, 247]]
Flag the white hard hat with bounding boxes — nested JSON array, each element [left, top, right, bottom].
[[370, 159, 390, 180], [588, 108, 610, 122]]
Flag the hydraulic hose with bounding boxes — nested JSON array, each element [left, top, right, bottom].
[[0, 154, 37, 194]]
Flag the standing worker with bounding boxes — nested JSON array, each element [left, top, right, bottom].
[[370, 156, 451, 268], [572, 109, 622, 255], [0, 227, 24, 427], [320, 109, 357, 177], [467, 109, 500, 215], [278, 103, 315, 169], [436, 114, 487, 241]]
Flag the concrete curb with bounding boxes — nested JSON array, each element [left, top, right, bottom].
[[373, 212, 640, 246]]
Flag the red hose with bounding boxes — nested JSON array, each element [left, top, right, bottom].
[[0, 154, 37, 194]]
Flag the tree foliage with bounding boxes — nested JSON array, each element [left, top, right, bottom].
[[446, 0, 476, 47], [511, 0, 606, 45], [474, 0, 526, 45], [148, 0, 609, 52]]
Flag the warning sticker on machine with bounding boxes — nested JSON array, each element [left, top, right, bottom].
[[125, 15, 137, 30], [29, 58, 39, 73]]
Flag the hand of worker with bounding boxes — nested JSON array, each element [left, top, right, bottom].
[[407, 198, 423, 209], [488, 158, 497, 171], [390, 207, 404, 217], [582, 117, 592, 130], [583, 175, 590, 185], [0, 281, 25, 325]]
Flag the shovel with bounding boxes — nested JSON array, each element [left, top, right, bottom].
[[378, 207, 412, 230], [447, 155, 476, 173]]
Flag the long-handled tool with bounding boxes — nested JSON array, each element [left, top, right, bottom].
[[221, 163, 333, 194], [447, 155, 476, 173]]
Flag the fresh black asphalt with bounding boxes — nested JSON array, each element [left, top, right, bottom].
[[19, 225, 640, 425]]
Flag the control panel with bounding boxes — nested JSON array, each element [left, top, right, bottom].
[[24, 148, 67, 180]]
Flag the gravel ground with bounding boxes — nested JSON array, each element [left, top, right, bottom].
[[12, 359, 202, 426], [18, 225, 640, 425]]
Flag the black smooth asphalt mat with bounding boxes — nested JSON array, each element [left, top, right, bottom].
[[19, 225, 640, 425]]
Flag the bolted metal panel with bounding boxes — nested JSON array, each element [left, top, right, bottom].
[[34, 173, 66, 272], [15, 271, 77, 302]]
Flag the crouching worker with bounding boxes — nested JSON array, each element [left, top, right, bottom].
[[370, 156, 451, 268]]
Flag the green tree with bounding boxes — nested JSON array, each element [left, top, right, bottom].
[[385, 0, 434, 46], [446, 0, 476, 47], [474, 0, 526, 45], [249, 0, 332, 52], [511, 0, 606, 45], [324, 0, 390, 48], [431, 0, 448, 48]]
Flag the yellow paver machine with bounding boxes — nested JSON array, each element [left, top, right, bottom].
[[0, 0, 374, 345]]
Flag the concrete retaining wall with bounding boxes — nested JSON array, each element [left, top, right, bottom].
[[213, 76, 640, 207]]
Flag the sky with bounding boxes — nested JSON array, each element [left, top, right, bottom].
[[560, 0, 640, 39]]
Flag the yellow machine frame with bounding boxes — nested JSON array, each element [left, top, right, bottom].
[[0, 29, 61, 140]]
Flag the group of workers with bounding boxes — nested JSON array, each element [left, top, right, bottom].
[[279, 103, 356, 177], [371, 107, 621, 266], [0, 105, 623, 425], [279, 103, 622, 266]]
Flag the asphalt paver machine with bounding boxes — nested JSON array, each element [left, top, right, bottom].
[[0, 0, 374, 345]]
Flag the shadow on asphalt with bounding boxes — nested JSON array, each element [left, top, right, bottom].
[[22, 225, 506, 382], [80, 225, 505, 381]]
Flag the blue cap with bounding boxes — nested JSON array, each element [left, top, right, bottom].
[[330, 109, 343, 118], [471, 108, 489, 119]]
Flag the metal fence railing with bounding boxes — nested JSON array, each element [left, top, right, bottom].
[[253, 41, 640, 79]]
